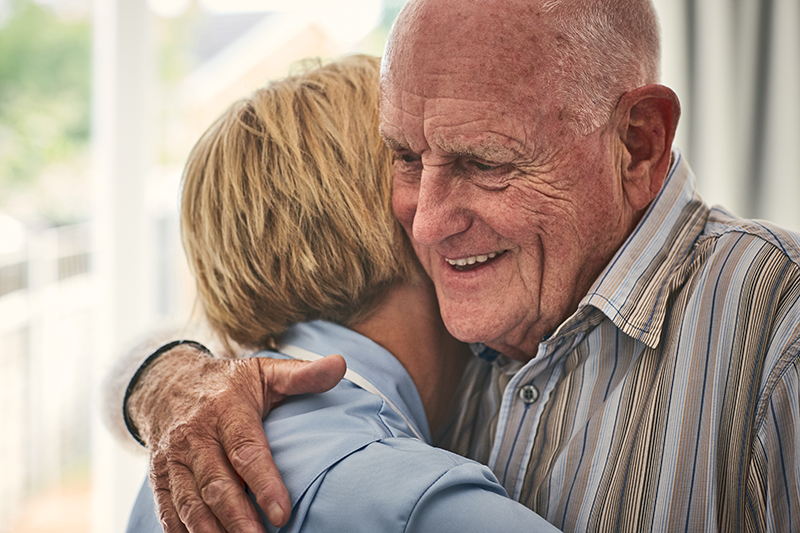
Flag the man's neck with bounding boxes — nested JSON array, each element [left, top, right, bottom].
[[352, 279, 470, 436]]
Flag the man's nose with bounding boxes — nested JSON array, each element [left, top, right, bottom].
[[412, 168, 470, 247]]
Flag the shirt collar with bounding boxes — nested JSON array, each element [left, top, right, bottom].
[[554, 149, 710, 349], [278, 320, 431, 442]]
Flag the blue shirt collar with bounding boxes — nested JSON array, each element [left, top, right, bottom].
[[278, 320, 432, 443]]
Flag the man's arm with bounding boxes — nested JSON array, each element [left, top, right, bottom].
[[105, 335, 346, 533], [747, 354, 800, 532], [102, 330, 192, 449]]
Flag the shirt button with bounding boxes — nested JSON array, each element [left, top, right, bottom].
[[518, 384, 539, 404]]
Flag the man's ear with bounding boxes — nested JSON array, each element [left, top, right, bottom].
[[613, 85, 680, 210]]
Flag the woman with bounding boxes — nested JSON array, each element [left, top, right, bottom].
[[126, 55, 557, 533]]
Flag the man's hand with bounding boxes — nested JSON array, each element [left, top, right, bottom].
[[126, 345, 346, 533]]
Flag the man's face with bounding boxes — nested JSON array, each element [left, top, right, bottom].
[[380, 1, 636, 360]]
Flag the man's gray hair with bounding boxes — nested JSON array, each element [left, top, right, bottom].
[[541, 0, 661, 134]]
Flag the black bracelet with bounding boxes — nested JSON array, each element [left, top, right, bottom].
[[123, 339, 211, 447]]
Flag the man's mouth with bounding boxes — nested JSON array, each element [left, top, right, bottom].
[[445, 251, 505, 271]]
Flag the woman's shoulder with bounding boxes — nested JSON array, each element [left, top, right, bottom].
[[285, 437, 559, 533]]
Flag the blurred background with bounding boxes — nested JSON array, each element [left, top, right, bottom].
[[0, 0, 797, 531]]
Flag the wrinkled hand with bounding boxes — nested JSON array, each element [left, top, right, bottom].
[[127, 346, 346, 532]]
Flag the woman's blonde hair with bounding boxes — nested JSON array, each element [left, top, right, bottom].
[[180, 55, 419, 348]]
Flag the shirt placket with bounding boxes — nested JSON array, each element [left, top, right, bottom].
[[488, 335, 580, 500]]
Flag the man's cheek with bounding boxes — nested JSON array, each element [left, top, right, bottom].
[[391, 182, 418, 232]]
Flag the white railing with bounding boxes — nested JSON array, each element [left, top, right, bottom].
[[0, 223, 93, 531]]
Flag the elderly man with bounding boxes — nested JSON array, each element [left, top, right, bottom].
[[117, 0, 800, 531]]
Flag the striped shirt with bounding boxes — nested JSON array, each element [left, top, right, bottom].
[[436, 150, 800, 533]]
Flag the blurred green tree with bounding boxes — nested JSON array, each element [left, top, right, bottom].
[[0, 0, 90, 200]]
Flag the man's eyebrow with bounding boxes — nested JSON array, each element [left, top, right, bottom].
[[433, 134, 526, 163], [380, 134, 407, 151], [449, 145, 520, 163]]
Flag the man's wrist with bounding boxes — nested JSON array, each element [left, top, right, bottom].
[[123, 340, 211, 446]]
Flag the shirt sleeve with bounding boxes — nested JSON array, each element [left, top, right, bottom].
[[404, 462, 562, 533], [296, 438, 561, 533], [747, 356, 800, 533]]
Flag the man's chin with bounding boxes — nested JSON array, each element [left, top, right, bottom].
[[440, 308, 507, 347], [440, 307, 541, 361]]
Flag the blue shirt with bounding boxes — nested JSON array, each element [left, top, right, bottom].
[[127, 321, 560, 532], [438, 150, 800, 532]]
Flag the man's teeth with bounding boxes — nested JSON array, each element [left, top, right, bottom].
[[446, 252, 499, 267]]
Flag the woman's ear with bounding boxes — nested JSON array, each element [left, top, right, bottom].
[[613, 84, 681, 210]]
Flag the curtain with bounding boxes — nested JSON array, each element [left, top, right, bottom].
[[654, 0, 800, 231]]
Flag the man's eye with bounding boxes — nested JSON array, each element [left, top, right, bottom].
[[474, 161, 497, 171], [398, 153, 421, 163], [392, 152, 423, 181], [466, 160, 512, 190]]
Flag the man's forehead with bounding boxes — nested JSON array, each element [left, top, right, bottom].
[[380, 21, 554, 122], [380, 62, 533, 120], [382, 0, 550, 82], [391, 0, 546, 51], [379, 0, 557, 157]]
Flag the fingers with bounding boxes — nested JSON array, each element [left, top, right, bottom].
[[150, 453, 216, 533], [262, 354, 347, 398], [169, 460, 227, 533], [192, 440, 268, 533], [153, 488, 190, 533], [152, 422, 267, 533], [218, 409, 290, 527], [151, 451, 206, 533]]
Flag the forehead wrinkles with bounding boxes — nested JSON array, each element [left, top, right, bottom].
[[382, 85, 545, 164], [419, 90, 542, 159], [379, 86, 426, 150], [382, 64, 554, 160], [381, 54, 556, 161]]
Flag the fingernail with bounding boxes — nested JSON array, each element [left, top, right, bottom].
[[267, 502, 285, 526]]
